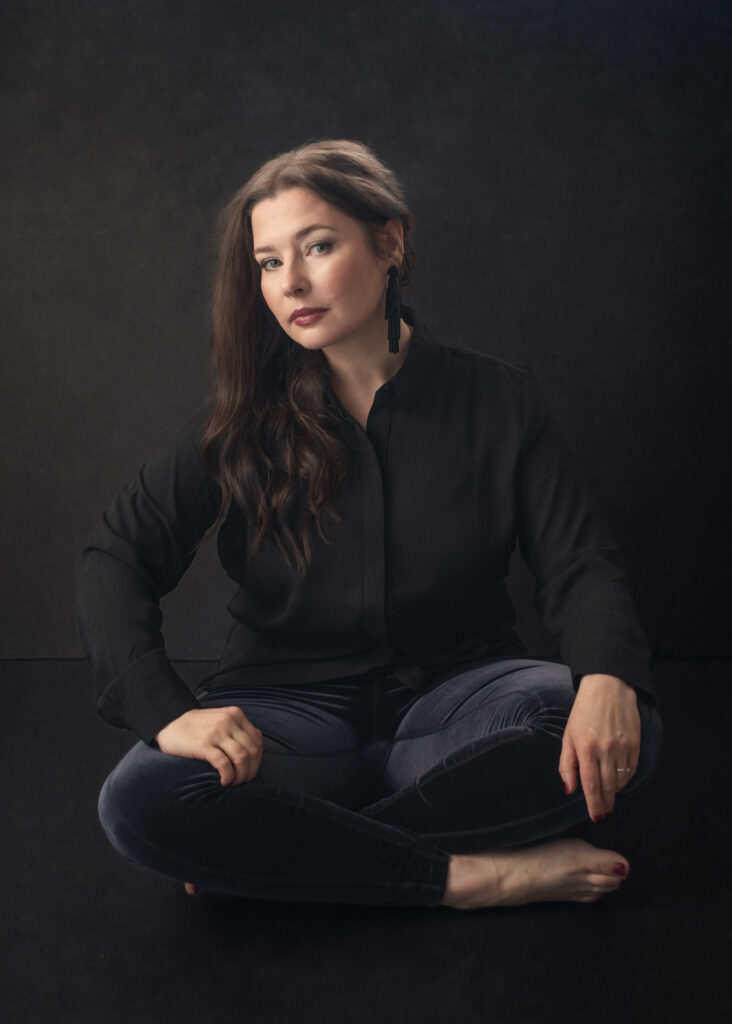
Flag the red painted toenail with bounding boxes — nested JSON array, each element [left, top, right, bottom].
[[613, 863, 627, 877]]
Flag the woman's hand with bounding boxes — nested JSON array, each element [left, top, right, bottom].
[[155, 707, 264, 786], [558, 674, 640, 821]]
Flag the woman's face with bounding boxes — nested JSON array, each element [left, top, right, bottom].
[[250, 187, 399, 358]]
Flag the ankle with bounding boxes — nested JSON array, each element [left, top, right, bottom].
[[441, 854, 482, 909]]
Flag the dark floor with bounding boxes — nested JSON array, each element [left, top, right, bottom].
[[1, 659, 728, 1024]]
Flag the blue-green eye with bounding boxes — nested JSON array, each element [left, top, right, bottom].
[[260, 258, 281, 272], [309, 241, 332, 255]]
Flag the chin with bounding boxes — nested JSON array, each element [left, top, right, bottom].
[[287, 328, 344, 352], [287, 332, 333, 351]]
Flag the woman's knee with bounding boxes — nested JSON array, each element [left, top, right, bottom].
[[97, 742, 218, 867], [475, 660, 575, 739], [626, 701, 663, 794]]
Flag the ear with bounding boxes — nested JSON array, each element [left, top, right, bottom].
[[378, 220, 405, 266]]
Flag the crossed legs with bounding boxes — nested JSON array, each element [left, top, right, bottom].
[[98, 660, 662, 907]]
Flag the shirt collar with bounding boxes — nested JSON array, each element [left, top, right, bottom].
[[386, 305, 441, 413], [323, 305, 441, 419]]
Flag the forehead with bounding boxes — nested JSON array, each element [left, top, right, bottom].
[[250, 187, 355, 244]]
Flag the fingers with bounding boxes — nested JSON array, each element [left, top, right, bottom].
[[558, 734, 579, 796], [577, 750, 606, 821], [205, 746, 238, 787], [212, 708, 264, 786], [598, 754, 618, 816], [561, 731, 628, 819], [560, 676, 643, 821], [210, 742, 246, 787], [614, 747, 640, 793], [181, 706, 262, 787], [578, 741, 630, 819], [206, 740, 260, 787], [577, 741, 641, 819], [603, 732, 640, 798], [216, 728, 263, 786], [155, 706, 265, 786]]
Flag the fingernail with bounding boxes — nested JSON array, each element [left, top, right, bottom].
[[563, 782, 570, 796], [613, 863, 627, 877], [592, 815, 602, 823]]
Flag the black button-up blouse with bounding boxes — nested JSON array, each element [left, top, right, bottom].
[[76, 310, 655, 745]]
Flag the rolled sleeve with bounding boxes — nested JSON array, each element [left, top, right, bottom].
[[76, 409, 220, 740]]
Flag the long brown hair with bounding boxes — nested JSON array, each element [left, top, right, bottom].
[[200, 139, 415, 575]]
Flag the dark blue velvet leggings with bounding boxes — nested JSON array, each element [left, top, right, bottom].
[[98, 659, 662, 907]]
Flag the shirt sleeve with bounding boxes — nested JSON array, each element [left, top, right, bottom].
[[515, 369, 656, 705], [75, 409, 222, 743]]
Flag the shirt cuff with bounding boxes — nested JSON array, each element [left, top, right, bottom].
[[96, 648, 202, 745], [570, 645, 657, 706]]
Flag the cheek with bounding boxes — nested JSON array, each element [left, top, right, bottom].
[[258, 277, 278, 314], [321, 257, 382, 306]]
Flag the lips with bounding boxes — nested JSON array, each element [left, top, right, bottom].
[[290, 307, 329, 326]]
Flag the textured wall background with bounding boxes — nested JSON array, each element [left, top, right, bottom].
[[1, 0, 728, 659]]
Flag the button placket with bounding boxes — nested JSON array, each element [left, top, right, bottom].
[[360, 386, 395, 646]]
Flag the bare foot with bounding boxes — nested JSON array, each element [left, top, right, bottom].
[[441, 838, 629, 909], [184, 882, 199, 896]]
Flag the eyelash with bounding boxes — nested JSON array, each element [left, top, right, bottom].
[[259, 240, 332, 272]]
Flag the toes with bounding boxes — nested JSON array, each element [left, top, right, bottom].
[[593, 850, 630, 879], [587, 873, 623, 892], [577, 878, 621, 903]]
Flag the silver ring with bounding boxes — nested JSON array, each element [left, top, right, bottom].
[[615, 767, 632, 774]]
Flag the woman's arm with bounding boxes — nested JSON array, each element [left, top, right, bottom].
[[516, 368, 655, 703], [75, 410, 220, 745], [515, 370, 654, 818]]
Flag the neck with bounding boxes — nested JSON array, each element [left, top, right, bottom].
[[324, 318, 413, 395]]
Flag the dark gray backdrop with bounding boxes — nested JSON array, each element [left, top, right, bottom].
[[2, 0, 728, 663]]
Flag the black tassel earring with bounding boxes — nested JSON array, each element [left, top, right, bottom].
[[385, 265, 401, 354]]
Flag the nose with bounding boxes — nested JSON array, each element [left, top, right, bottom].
[[281, 259, 309, 297]]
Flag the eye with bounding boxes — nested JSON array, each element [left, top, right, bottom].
[[259, 257, 282, 272], [308, 240, 332, 255]]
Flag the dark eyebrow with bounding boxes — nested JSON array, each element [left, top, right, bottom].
[[253, 223, 336, 255]]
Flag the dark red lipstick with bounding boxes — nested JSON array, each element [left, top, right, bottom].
[[290, 307, 328, 326]]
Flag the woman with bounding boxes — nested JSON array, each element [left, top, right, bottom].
[[77, 139, 662, 909]]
